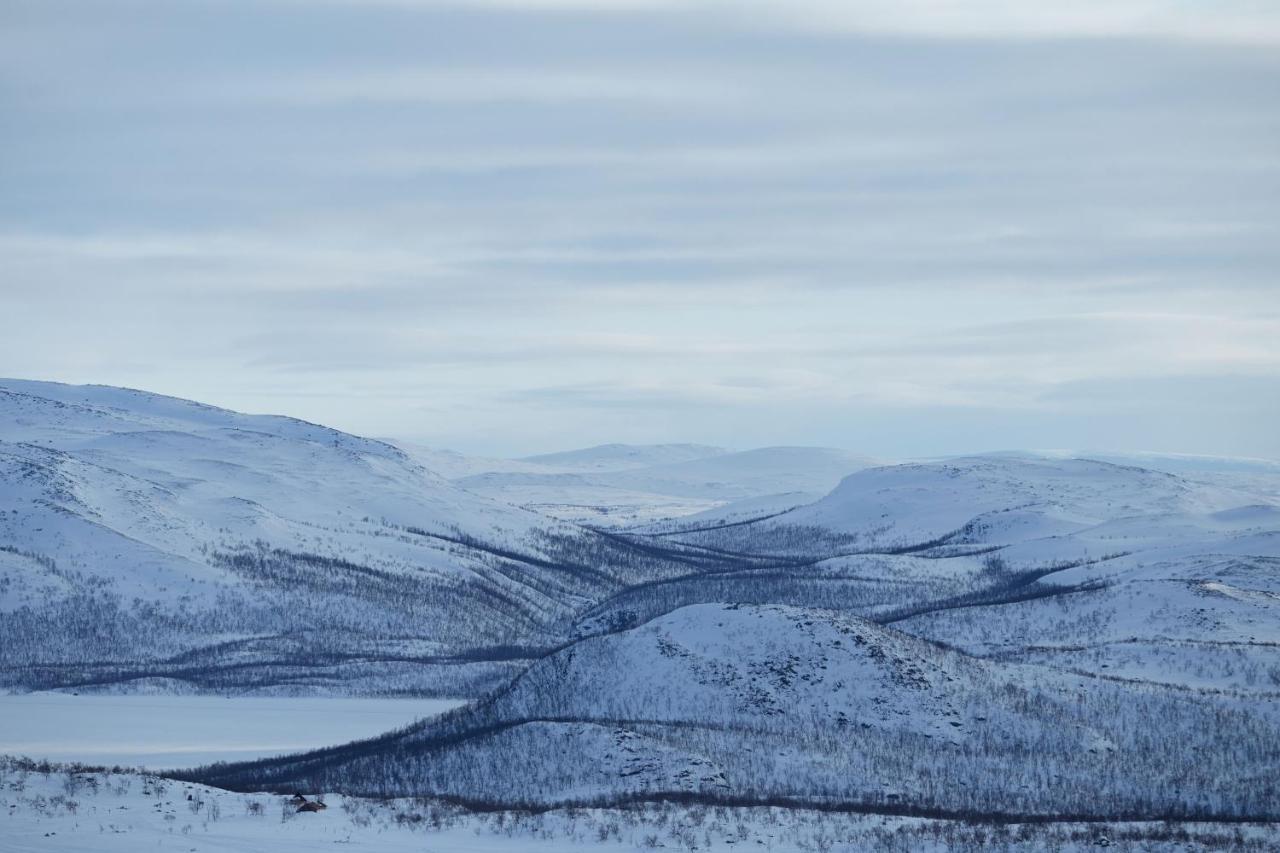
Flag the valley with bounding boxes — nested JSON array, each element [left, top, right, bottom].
[[2, 379, 1278, 849]]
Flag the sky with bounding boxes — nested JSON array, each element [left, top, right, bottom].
[[2, 0, 1279, 458]]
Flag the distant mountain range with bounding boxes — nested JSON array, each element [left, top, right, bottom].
[[399, 440, 880, 526], [0, 380, 697, 695]]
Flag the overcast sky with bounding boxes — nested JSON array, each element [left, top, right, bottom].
[[3, 0, 1278, 458]]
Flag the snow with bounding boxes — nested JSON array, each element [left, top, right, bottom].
[[0, 766, 591, 853], [0, 378, 604, 694], [0, 379, 559, 546], [625, 490, 821, 536], [446, 445, 879, 527], [4, 379, 1280, 848], [3, 761, 1271, 852], [780, 455, 1264, 547], [0, 694, 464, 770]]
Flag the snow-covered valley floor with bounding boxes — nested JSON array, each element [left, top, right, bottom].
[[2, 760, 1276, 853], [0, 694, 464, 769]]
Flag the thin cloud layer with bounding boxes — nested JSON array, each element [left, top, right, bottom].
[[290, 0, 1280, 43], [1, 0, 1278, 457]]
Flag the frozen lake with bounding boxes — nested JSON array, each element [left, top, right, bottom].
[[0, 693, 464, 770]]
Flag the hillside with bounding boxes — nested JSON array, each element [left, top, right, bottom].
[[602, 455, 1280, 695], [0, 381, 691, 696], [186, 603, 1280, 821], [776, 456, 1253, 548]]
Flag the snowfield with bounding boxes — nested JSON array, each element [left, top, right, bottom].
[[3, 759, 1276, 852]]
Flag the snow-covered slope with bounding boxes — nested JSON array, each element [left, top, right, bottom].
[[0, 382, 555, 589], [188, 603, 1280, 821], [11, 758, 1264, 853], [628, 454, 1280, 693], [1009, 449, 1280, 501], [0, 380, 684, 696], [777, 456, 1256, 548]]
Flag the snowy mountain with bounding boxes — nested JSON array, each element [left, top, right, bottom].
[[601, 455, 1280, 694], [778, 455, 1255, 547], [4, 379, 1280, 843], [0, 381, 694, 696], [184, 448, 1280, 818], [1023, 449, 1280, 502]]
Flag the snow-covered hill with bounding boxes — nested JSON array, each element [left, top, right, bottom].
[[0, 380, 556, 587], [615, 455, 1280, 694], [776, 456, 1256, 547], [0, 381, 691, 696], [1008, 449, 1280, 501]]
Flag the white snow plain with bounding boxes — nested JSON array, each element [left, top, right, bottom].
[[3, 760, 1274, 853]]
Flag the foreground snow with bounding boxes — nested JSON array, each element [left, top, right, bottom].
[[3, 760, 1275, 852]]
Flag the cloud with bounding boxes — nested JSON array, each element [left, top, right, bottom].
[[2, 0, 1278, 457], [234, 68, 738, 106], [285, 0, 1280, 43], [730, 0, 1280, 43]]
